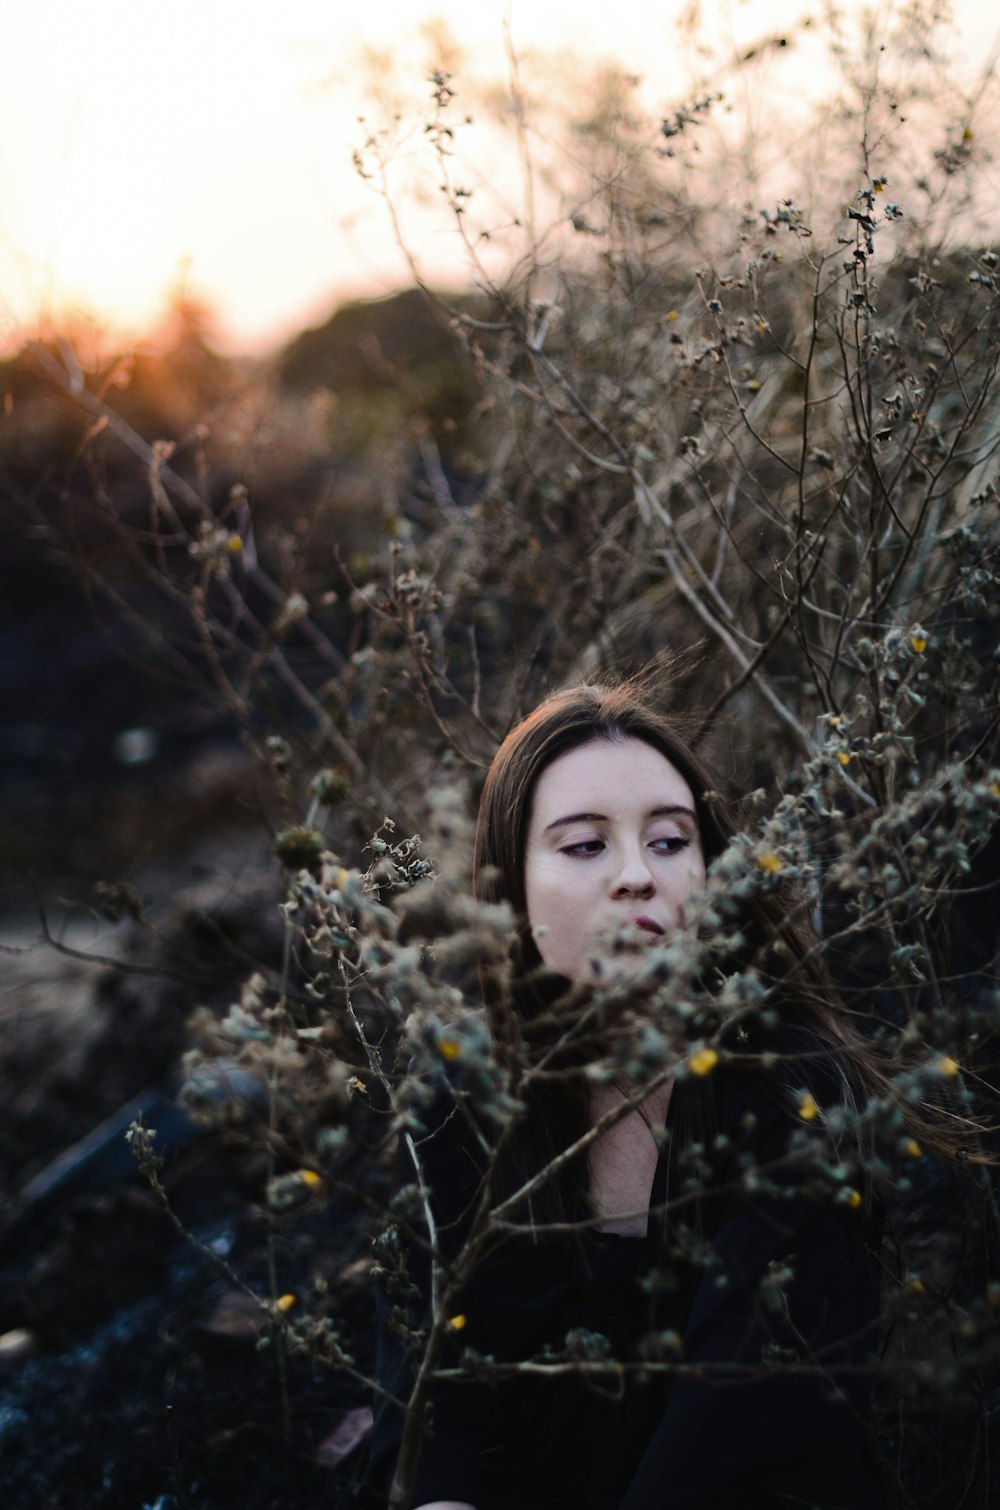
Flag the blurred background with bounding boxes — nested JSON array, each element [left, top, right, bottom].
[[4, 0, 999, 353], [3, 0, 998, 896]]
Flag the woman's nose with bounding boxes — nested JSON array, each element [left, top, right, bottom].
[[611, 848, 656, 898]]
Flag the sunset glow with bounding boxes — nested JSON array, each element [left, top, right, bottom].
[[2, 0, 997, 355]]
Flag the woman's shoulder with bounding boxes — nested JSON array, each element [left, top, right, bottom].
[[718, 1017, 859, 1118], [703, 1036, 884, 1237]]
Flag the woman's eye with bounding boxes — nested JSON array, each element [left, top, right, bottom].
[[650, 835, 690, 855], [561, 839, 604, 856]]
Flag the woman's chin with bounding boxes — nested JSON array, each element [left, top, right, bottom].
[[576, 948, 655, 989], [532, 937, 662, 992]]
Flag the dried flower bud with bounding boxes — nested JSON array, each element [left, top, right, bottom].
[[274, 825, 328, 876], [311, 767, 351, 806]]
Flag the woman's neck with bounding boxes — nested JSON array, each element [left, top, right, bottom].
[[587, 1079, 672, 1237]]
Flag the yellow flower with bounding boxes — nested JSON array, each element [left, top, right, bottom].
[[276, 1294, 296, 1313], [962, 127, 974, 143], [828, 714, 843, 729], [758, 852, 784, 874], [227, 533, 243, 553], [902, 1138, 923, 1159], [991, 782, 1000, 800], [298, 1169, 324, 1190], [836, 751, 852, 767], [798, 1093, 819, 1122], [439, 1036, 462, 1062], [449, 1313, 467, 1331], [688, 1047, 719, 1077], [747, 379, 761, 392], [937, 1056, 960, 1078], [910, 633, 927, 654], [348, 1076, 368, 1095], [666, 309, 679, 322], [844, 1188, 862, 1210], [907, 1277, 926, 1295]]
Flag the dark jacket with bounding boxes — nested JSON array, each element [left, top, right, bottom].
[[369, 1060, 886, 1510]]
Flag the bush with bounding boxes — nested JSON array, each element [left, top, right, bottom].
[[9, 6, 999, 1505]]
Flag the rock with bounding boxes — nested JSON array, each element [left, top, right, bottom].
[[315, 1405, 373, 1467], [0, 1327, 34, 1362]]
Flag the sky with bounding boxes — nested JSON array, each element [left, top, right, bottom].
[[2, 0, 998, 356]]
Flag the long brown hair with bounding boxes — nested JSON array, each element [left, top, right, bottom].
[[471, 677, 982, 1223]]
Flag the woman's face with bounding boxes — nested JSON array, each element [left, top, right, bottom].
[[523, 736, 707, 981]]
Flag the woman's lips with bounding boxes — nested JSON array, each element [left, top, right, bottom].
[[632, 916, 665, 937]]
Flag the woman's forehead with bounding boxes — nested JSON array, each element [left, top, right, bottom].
[[530, 736, 697, 820]]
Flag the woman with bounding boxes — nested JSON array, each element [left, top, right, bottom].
[[370, 679, 892, 1510]]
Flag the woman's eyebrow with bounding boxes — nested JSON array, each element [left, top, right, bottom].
[[543, 804, 696, 833], [649, 804, 697, 823], [544, 810, 606, 832]]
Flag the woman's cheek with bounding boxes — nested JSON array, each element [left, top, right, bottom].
[[527, 872, 589, 975], [684, 852, 707, 897]]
